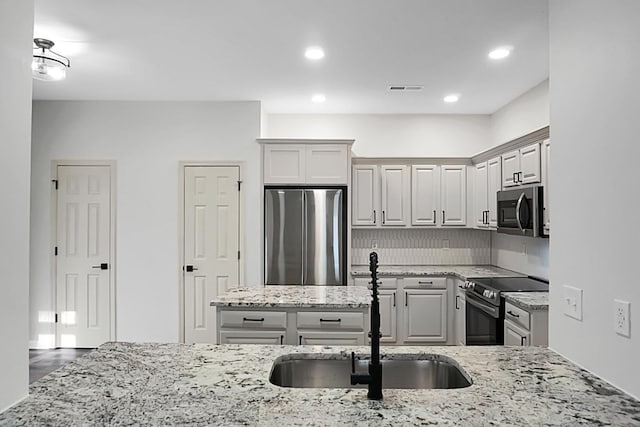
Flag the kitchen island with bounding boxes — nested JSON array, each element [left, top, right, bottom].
[[2, 343, 639, 425], [211, 286, 371, 345]]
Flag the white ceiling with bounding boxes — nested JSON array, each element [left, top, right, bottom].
[[33, 0, 549, 114]]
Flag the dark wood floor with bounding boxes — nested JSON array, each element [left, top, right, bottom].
[[29, 348, 94, 383]]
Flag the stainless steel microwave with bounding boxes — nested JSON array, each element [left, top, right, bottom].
[[497, 186, 547, 238]]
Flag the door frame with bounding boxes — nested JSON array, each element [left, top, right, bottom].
[[178, 161, 245, 343], [51, 160, 117, 347]]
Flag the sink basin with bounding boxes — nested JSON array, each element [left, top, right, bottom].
[[269, 354, 472, 389]]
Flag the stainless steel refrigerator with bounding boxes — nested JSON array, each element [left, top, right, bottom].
[[264, 187, 346, 285]]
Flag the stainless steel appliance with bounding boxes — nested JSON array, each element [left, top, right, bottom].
[[264, 187, 346, 285], [497, 186, 546, 237], [459, 276, 549, 345]]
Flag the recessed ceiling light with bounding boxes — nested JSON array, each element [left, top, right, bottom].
[[443, 94, 459, 103], [305, 46, 325, 60], [488, 47, 511, 60], [312, 94, 326, 103]]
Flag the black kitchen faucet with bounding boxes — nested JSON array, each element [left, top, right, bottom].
[[350, 251, 383, 400]]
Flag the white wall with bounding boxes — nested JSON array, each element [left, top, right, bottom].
[[0, 0, 33, 412], [490, 79, 549, 147], [549, 0, 640, 399], [490, 232, 548, 279], [265, 114, 492, 157], [30, 101, 261, 345]]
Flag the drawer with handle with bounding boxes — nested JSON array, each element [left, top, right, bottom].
[[219, 310, 287, 329], [296, 311, 364, 330], [504, 301, 531, 330], [402, 277, 447, 289]]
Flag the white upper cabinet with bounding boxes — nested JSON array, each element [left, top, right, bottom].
[[474, 157, 501, 229], [440, 165, 466, 226], [305, 144, 349, 184], [487, 156, 502, 228], [411, 165, 439, 226], [541, 139, 550, 234], [380, 165, 410, 226], [263, 144, 306, 184], [502, 142, 541, 187], [352, 164, 409, 227], [473, 162, 488, 228], [262, 141, 352, 185], [352, 165, 380, 226]]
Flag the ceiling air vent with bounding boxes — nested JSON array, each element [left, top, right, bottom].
[[388, 85, 424, 92]]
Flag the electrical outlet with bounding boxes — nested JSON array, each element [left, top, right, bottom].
[[614, 299, 631, 337], [563, 285, 583, 321], [371, 240, 378, 249], [442, 239, 449, 250]]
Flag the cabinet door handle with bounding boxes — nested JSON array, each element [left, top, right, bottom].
[[280, 335, 284, 345], [299, 336, 302, 345], [418, 281, 433, 285], [433, 210, 436, 224], [242, 317, 265, 322], [393, 293, 396, 307], [513, 172, 517, 184], [382, 210, 386, 224], [506, 310, 519, 318], [319, 318, 341, 323], [520, 336, 527, 346], [405, 292, 408, 306], [373, 210, 376, 224], [456, 295, 460, 310], [518, 172, 523, 183], [442, 210, 445, 225]]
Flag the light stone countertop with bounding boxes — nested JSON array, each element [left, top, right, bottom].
[[351, 264, 526, 280], [210, 285, 371, 309], [2, 342, 639, 426], [503, 292, 550, 311]]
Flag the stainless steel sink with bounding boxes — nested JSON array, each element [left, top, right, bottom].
[[269, 354, 472, 389]]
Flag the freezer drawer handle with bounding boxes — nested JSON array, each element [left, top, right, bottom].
[[242, 317, 265, 322], [319, 318, 341, 323]]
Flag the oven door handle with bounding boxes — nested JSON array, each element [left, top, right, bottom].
[[515, 192, 526, 234], [466, 294, 499, 318]]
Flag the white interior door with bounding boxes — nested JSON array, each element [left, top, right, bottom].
[[183, 166, 240, 343], [56, 165, 112, 348]]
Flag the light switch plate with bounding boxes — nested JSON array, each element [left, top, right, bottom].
[[614, 299, 631, 337], [563, 285, 583, 321]]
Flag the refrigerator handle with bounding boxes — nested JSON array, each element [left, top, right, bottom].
[[302, 190, 306, 285]]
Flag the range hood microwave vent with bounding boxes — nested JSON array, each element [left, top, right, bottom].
[[388, 85, 424, 92]]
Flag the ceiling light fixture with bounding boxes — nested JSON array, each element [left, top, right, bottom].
[[32, 38, 70, 81], [488, 47, 511, 60], [311, 94, 326, 103], [443, 94, 459, 103], [305, 46, 325, 60]]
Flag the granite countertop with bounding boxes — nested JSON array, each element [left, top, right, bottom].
[[351, 264, 526, 280], [210, 285, 371, 309], [503, 292, 550, 311], [2, 343, 639, 426]]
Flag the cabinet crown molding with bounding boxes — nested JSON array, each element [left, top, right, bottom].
[[471, 126, 549, 164], [257, 138, 354, 145]]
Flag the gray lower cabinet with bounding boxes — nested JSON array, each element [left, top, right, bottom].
[[503, 300, 548, 346], [402, 288, 447, 343], [353, 275, 449, 345], [216, 308, 368, 345]]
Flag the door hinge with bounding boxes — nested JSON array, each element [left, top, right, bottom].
[[55, 313, 59, 323], [52, 179, 59, 190], [237, 180, 242, 191], [54, 246, 58, 256], [237, 250, 241, 260]]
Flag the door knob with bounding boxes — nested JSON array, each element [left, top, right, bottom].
[[92, 263, 109, 270], [184, 265, 198, 272]]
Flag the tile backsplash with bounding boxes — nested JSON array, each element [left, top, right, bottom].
[[352, 228, 491, 265]]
